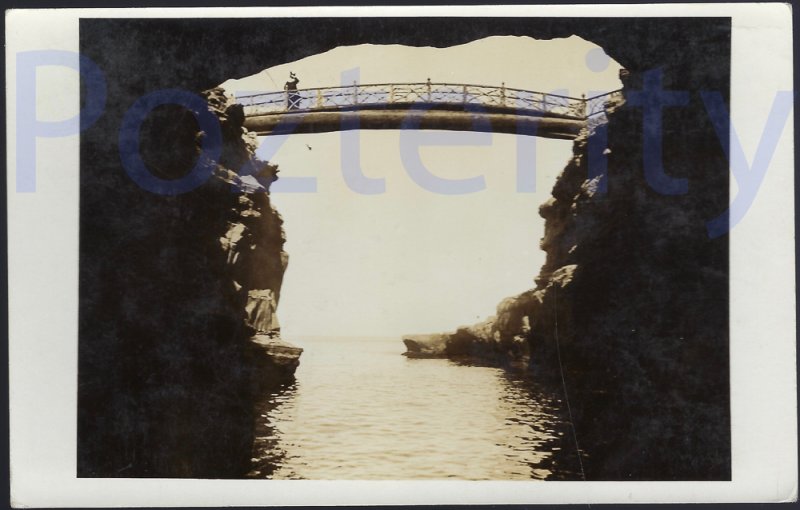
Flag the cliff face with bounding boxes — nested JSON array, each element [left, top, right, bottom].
[[527, 70, 729, 480], [404, 61, 730, 479], [413, 69, 729, 479], [78, 89, 292, 478]]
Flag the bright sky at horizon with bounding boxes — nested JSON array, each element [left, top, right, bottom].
[[220, 36, 622, 338]]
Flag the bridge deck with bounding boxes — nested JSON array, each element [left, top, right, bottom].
[[237, 81, 622, 139]]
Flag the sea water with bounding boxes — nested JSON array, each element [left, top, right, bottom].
[[248, 336, 582, 480]]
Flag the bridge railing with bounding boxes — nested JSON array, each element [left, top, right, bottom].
[[585, 89, 625, 132], [238, 82, 594, 116], [236, 82, 624, 131]]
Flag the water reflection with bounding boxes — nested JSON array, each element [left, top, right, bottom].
[[247, 338, 583, 480], [496, 367, 583, 480], [247, 381, 297, 478]]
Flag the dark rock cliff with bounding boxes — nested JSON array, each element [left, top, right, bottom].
[[530, 67, 730, 480], [79, 17, 729, 479], [78, 86, 292, 477], [404, 71, 729, 479]]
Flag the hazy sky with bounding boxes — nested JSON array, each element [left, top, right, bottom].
[[221, 36, 622, 338]]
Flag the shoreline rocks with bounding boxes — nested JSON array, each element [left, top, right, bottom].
[[246, 335, 303, 388], [401, 334, 449, 358], [401, 290, 535, 365]]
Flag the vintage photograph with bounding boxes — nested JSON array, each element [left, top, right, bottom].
[[75, 16, 734, 482]]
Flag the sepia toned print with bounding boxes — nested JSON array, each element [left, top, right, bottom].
[[75, 16, 734, 481]]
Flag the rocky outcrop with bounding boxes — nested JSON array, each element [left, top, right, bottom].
[[78, 87, 299, 478], [246, 335, 303, 387], [402, 292, 534, 364], [402, 334, 449, 358], [526, 71, 729, 480], [407, 67, 729, 479], [205, 88, 303, 387]]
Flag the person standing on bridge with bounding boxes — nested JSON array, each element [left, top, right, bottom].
[[284, 71, 301, 110]]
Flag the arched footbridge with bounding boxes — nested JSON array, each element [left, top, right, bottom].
[[238, 81, 623, 140]]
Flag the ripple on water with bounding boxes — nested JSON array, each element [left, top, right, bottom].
[[247, 337, 583, 480]]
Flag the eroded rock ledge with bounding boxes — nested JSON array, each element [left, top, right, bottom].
[[208, 88, 303, 388]]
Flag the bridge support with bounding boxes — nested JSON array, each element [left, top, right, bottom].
[[244, 108, 584, 139]]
